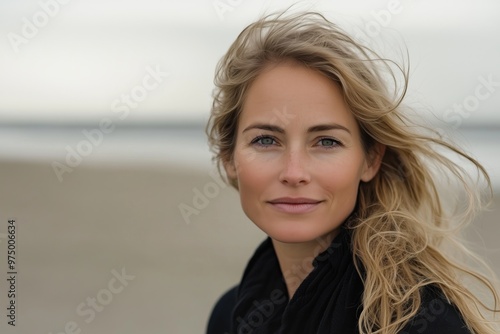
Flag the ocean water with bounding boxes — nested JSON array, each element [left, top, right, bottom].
[[1, 122, 499, 186], [0, 122, 214, 170]]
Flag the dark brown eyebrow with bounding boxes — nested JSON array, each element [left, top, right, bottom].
[[242, 124, 285, 134], [242, 123, 351, 135], [308, 124, 351, 134]]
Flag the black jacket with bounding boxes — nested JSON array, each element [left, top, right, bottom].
[[207, 229, 471, 333]]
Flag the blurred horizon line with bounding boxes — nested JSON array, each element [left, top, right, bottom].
[[2, 120, 500, 132]]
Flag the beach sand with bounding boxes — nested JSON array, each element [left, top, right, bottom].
[[0, 160, 498, 333]]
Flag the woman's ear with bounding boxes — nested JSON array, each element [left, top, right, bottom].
[[361, 143, 386, 182], [223, 158, 237, 180]]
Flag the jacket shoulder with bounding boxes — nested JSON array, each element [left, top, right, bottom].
[[401, 287, 471, 334], [206, 285, 238, 334]]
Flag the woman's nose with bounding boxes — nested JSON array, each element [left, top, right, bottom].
[[278, 149, 311, 186]]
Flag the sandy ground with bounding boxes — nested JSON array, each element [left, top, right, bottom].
[[0, 160, 498, 334]]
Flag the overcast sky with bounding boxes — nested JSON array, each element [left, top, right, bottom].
[[0, 0, 499, 125]]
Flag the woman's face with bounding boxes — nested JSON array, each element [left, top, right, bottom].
[[224, 61, 382, 243]]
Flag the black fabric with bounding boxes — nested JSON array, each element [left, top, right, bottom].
[[207, 228, 471, 334], [207, 285, 238, 334]]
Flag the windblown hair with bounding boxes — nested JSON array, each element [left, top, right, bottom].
[[205, 10, 499, 334]]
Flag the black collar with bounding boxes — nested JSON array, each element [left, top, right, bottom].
[[231, 228, 363, 334]]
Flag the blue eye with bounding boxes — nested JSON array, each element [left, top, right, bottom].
[[319, 138, 339, 148], [251, 135, 276, 147]]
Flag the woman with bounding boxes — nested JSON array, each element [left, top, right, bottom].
[[205, 11, 499, 334]]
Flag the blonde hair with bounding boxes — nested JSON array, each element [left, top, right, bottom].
[[205, 11, 499, 334]]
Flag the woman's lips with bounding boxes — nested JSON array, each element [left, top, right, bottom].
[[268, 202, 322, 213]]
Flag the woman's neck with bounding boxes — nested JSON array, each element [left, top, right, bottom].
[[271, 231, 338, 299]]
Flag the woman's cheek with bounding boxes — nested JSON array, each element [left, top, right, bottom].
[[233, 149, 252, 175]]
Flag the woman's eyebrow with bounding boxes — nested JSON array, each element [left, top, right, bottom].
[[308, 124, 351, 134], [242, 123, 351, 134], [242, 123, 285, 134]]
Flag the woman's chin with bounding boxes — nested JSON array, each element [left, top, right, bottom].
[[257, 223, 332, 244]]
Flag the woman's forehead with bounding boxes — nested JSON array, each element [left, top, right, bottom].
[[239, 62, 356, 130]]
